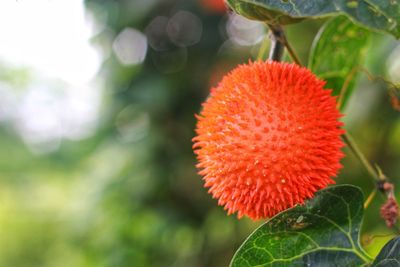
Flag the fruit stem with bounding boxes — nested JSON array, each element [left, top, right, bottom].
[[267, 24, 303, 65], [342, 132, 380, 181], [267, 24, 284, 61]]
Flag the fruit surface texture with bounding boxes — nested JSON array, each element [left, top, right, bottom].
[[193, 61, 345, 219]]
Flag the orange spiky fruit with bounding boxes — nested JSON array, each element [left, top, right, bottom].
[[193, 61, 345, 220]]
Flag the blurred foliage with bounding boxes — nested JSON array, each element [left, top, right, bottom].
[[0, 0, 398, 267]]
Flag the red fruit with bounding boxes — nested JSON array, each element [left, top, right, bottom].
[[200, 0, 226, 13], [193, 61, 345, 220]]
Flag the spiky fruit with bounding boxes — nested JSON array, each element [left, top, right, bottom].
[[193, 61, 345, 220]]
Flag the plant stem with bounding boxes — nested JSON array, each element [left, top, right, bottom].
[[283, 38, 302, 66], [337, 67, 358, 110], [267, 24, 285, 61], [267, 24, 302, 65], [342, 132, 379, 181], [364, 189, 377, 209]]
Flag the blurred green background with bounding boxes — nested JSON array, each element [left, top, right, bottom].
[[0, 0, 399, 266]]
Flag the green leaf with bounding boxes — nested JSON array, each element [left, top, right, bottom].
[[225, 0, 400, 38], [372, 236, 400, 266], [230, 185, 372, 267], [308, 16, 370, 109]]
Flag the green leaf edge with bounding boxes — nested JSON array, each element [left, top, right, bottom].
[[308, 15, 372, 69], [307, 16, 333, 71], [308, 15, 371, 109], [372, 236, 400, 266], [225, 0, 400, 39], [229, 184, 373, 267]]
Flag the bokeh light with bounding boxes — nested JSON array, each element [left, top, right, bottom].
[[145, 16, 171, 51], [226, 13, 266, 46], [167, 11, 203, 47], [0, 0, 102, 153], [113, 28, 148, 66]]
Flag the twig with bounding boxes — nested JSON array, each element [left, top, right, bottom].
[[342, 132, 380, 181], [343, 133, 400, 229], [283, 38, 302, 66], [364, 189, 377, 209]]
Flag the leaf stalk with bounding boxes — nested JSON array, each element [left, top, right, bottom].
[[342, 132, 380, 182]]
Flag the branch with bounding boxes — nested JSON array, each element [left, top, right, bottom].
[[342, 132, 380, 181]]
